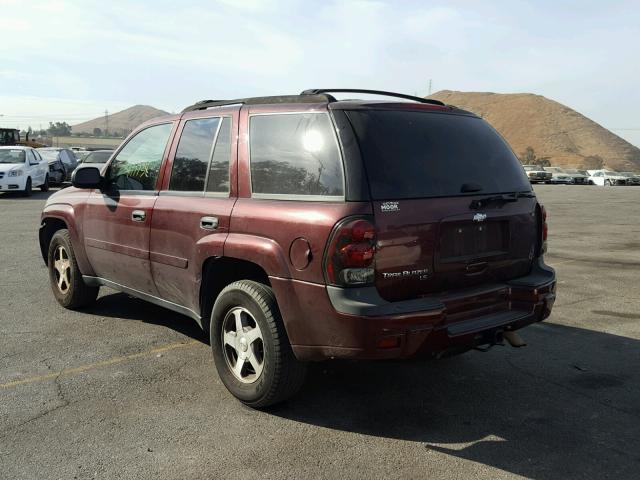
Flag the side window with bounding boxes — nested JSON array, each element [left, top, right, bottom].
[[169, 117, 220, 192], [26, 150, 35, 164], [107, 123, 173, 191], [249, 113, 344, 197], [206, 117, 232, 193], [33, 150, 43, 162]]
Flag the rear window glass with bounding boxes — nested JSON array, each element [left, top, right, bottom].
[[170, 117, 220, 192], [249, 113, 344, 197], [206, 117, 232, 193], [347, 110, 531, 199]]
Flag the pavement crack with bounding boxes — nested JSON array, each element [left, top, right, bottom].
[[0, 368, 72, 439]]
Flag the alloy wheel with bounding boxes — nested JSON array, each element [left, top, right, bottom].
[[221, 307, 265, 383], [53, 245, 71, 294]]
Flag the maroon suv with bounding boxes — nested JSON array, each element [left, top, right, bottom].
[[40, 89, 556, 407]]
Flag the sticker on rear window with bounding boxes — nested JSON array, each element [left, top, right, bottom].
[[381, 201, 399, 212]]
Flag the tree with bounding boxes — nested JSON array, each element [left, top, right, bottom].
[[47, 121, 72, 136], [93, 127, 103, 136], [519, 146, 551, 167], [582, 155, 604, 170]]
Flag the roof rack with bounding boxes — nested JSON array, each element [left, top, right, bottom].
[[181, 89, 445, 113], [300, 88, 445, 106]]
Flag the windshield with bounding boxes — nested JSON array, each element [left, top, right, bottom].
[[84, 151, 113, 163], [38, 150, 59, 161], [0, 149, 25, 164], [347, 110, 531, 199]]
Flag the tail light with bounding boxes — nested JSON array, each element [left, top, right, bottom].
[[538, 204, 548, 255], [324, 217, 376, 286]]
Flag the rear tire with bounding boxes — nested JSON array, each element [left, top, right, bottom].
[[210, 280, 307, 408], [22, 177, 32, 197], [40, 174, 50, 192], [48, 229, 99, 309]]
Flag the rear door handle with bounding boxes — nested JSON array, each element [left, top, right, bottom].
[[200, 216, 219, 230], [131, 210, 146, 222]]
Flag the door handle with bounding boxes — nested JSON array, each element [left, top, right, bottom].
[[131, 210, 146, 222], [200, 216, 219, 230]]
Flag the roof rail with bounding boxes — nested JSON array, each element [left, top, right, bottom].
[[182, 99, 240, 112], [300, 89, 445, 106], [182, 94, 333, 113]]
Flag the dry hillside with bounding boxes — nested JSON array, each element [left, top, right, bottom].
[[428, 90, 640, 171], [71, 105, 170, 136]]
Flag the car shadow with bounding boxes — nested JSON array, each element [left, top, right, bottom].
[[79, 290, 640, 478], [88, 292, 208, 344], [267, 323, 640, 479]]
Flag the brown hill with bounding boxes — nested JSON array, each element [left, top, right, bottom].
[[428, 90, 640, 171], [71, 105, 170, 136]]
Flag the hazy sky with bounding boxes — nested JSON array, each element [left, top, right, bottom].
[[1, 0, 639, 146]]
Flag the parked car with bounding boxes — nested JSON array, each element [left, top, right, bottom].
[[0, 146, 50, 195], [39, 89, 556, 407], [563, 169, 590, 185], [587, 169, 628, 186], [522, 165, 552, 183], [80, 149, 113, 165], [74, 150, 92, 163], [37, 148, 78, 182], [543, 167, 574, 184], [619, 172, 640, 186]]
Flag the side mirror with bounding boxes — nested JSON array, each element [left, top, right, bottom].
[[72, 166, 102, 189]]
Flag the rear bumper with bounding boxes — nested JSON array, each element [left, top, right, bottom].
[[274, 258, 556, 361]]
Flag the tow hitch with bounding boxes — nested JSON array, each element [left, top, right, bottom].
[[473, 329, 527, 352], [473, 329, 505, 352]]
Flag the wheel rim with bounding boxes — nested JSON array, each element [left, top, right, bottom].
[[221, 307, 264, 383], [53, 245, 71, 294]]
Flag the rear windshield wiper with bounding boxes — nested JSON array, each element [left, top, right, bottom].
[[469, 191, 535, 210]]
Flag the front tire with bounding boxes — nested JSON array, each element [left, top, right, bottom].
[[40, 174, 50, 192], [48, 229, 99, 309], [22, 177, 32, 197], [604, 180, 611, 186], [210, 280, 307, 408]]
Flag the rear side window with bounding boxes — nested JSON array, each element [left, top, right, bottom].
[[249, 113, 344, 197], [108, 123, 173, 191], [170, 117, 221, 191], [347, 111, 531, 199], [206, 117, 232, 193]]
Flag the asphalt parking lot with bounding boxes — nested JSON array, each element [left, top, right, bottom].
[[1, 185, 639, 479]]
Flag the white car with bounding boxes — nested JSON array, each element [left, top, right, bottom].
[[587, 169, 628, 186], [0, 146, 50, 196], [544, 166, 574, 184]]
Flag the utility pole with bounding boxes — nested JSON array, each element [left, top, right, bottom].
[[104, 109, 109, 136]]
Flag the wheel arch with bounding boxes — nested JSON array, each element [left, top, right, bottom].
[[199, 256, 272, 333], [39, 216, 68, 265], [39, 205, 94, 276]]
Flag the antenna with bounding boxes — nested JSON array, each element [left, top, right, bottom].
[[104, 109, 109, 136], [428, 79, 432, 96]]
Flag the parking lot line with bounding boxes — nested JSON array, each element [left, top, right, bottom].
[[0, 340, 200, 390]]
